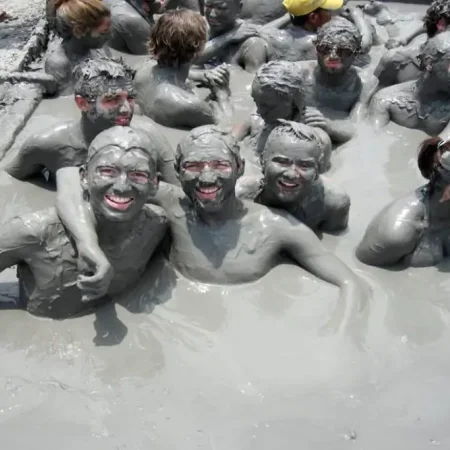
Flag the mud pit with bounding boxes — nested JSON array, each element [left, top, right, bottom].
[[3, 3, 450, 449]]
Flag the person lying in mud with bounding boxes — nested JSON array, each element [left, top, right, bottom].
[[104, 0, 164, 54], [193, 0, 270, 73], [368, 32, 450, 137], [45, 0, 112, 95], [234, 61, 331, 173], [56, 125, 368, 327], [2, 57, 178, 186], [285, 17, 378, 144], [237, 120, 350, 232], [135, 9, 233, 128], [374, 0, 450, 87], [0, 126, 167, 318], [357, 137, 450, 268]]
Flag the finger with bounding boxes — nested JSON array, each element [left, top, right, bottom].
[[304, 121, 327, 128], [304, 114, 325, 122]]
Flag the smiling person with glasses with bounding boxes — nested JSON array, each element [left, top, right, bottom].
[[357, 136, 450, 268]]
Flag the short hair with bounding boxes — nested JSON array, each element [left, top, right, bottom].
[[53, 0, 110, 39], [252, 61, 304, 99], [418, 31, 450, 70], [316, 16, 362, 52], [175, 125, 242, 171], [289, 8, 325, 26], [148, 9, 208, 65], [73, 57, 136, 100], [87, 126, 157, 172], [262, 119, 327, 161], [424, 0, 450, 38]]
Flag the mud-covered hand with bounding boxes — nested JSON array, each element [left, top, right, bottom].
[[385, 38, 405, 49], [76, 242, 114, 302], [229, 22, 260, 44], [204, 63, 230, 88], [303, 107, 332, 133]]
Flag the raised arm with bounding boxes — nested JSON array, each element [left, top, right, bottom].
[[55, 167, 113, 300], [346, 5, 373, 53], [351, 72, 379, 121]]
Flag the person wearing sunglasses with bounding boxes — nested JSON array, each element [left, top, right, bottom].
[[357, 136, 450, 268]]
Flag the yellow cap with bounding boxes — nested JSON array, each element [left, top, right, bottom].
[[283, 0, 343, 17]]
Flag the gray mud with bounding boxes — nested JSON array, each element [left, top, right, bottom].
[[3, 3, 450, 449]]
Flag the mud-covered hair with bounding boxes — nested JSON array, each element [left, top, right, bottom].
[[252, 61, 304, 100], [316, 16, 362, 52], [175, 125, 242, 172], [52, 0, 110, 38], [87, 126, 157, 170], [418, 136, 443, 179], [418, 31, 450, 71], [148, 9, 207, 64], [424, 0, 450, 38], [73, 57, 136, 100]]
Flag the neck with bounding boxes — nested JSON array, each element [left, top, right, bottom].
[[95, 211, 140, 245], [63, 38, 89, 55], [317, 64, 352, 86], [195, 193, 240, 224], [80, 114, 108, 145], [157, 61, 191, 83]]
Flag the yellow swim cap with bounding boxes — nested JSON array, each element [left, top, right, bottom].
[[283, 0, 343, 17]]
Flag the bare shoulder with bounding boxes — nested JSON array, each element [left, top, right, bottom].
[[321, 177, 351, 210], [236, 176, 262, 200]]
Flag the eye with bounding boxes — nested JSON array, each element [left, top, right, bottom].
[[211, 161, 232, 171], [184, 162, 203, 172], [272, 157, 291, 166], [103, 97, 119, 106], [128, 171, 150, 184], [98, 166, 118, 177]]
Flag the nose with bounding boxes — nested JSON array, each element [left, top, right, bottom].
[[328, 47, 339, 58], [112, 173, 132, 193], [119, 99, 132, 114], [284, 166, 300, 179], [199, 168, 217, 183]]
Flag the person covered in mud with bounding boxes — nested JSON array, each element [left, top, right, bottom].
[[237, 120, 350, 232], [0, 127, 168, 318], [45, 0, 112, 94], [2, 57, 178, 186], [234, 61, 331, 173], [368, 32, 450, 137], [134, 9, 233, 128], [289, 17, 378, 144], [357, 137, 450, 268], [193, 0, 269, 73], [374, 0, 450, 87], [56, 125, 368, 328], [104, 0, 164, 54]]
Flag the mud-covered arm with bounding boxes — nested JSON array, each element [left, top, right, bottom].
[[195, 31, 238, 65], [0, 217, 39, 271], [351, 73, 379, 121], [356, 195, 425, 266], [55, 167, 113, 300], [367, 92, 391, 129], [0, 133, 47, 179], [400, 24, 425, 46], [232, 115, 252, 141], [347, 6, 372, 53], [118, 14, 151, 55]]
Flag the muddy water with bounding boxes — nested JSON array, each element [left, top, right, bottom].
[[4, 4, 450, 449]]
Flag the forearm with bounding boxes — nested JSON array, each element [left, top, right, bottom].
[[327, 119, 355, 144], [159, 159, 180, 186], [232, 118, 251, 141], [348, 7, 372, 53], [402, 24, 425, 45], [56, 167, 98, 246], [189, 68, 207, 84]]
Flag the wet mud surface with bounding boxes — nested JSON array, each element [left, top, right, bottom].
[[3, 3, 450, 449]]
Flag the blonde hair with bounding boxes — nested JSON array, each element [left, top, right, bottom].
[[53, 0, 110, 38], [148, 9, 207, 65]]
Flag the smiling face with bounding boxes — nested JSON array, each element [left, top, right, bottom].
[[316, 39, 356, 74], [263, 134, 320, 204], [84, 146, 157, 222], [205, 0, 240, 35], [178, 143, 241, 212]]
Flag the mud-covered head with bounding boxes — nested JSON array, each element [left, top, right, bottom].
[[176, 125, 244, 212], [251, 61, 305, 124], [315, 17, 361, 74], [126, 0, 164, 19], [424, 0, 450, 38], [74, 57, 136, 127], [261, 120, 329, 203], [53, 0, 111, 46], [418, 31, 450, 90], [82, 126, 158, 222], [148, 9, 207, 65], [283, 0, 343, 31], [205, 0, 241, 35]]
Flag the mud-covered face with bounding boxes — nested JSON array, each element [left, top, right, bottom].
[[316, 37, 357, 73], [252, 83, 298, 124], [77, 17, 111, 48], [86, 80, 135, 126], [85, 147, 156, 222], [205, 0, 240, 34], [263, 137, 320, 203], [179, 145, 239, 212], [428, 54, 450, 90]]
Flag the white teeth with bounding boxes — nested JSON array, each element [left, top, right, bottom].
[[280, 181, 298, 187], [198, 186, 219, 193], [106, 194, 132, 204]]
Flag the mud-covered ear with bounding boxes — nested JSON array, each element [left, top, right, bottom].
[[75, 95, 89, 111], [237, 156, 245, 178], [79, 165, 89, 191], [149, 172, 160, 196]]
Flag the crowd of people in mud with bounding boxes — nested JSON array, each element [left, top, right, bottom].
[[0, 0, 450, 330]]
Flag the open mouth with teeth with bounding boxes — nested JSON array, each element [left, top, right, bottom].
[[115, 115, 131, 126], [195, 184, 222, 201], [277, 180, 301, 191], [104, 194, 135, 211]]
